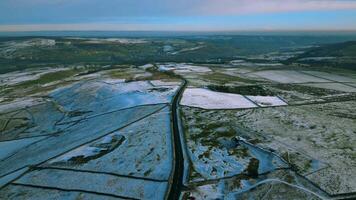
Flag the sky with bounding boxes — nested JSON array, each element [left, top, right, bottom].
[[1, 0, 356, 32]]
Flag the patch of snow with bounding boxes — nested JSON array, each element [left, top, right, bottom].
[[230, 60, 282, 67], [74, 72, 102, 80], [150, 80, 181, 87], [188, 184, 224, 199], [133, 72, 152, 79], [0, 98, 44, 113], [138, 63, 154, 70], [49, 134, 125, 163], [75, 38, 147, 44], [230, 60, 245, 64], [298, 57, 336, 61], [0, 67, 68, 86], [0, 39, 56, 59], [157, 63, 211, 73], [163, 45, 174, 52], [158, 64, 175, 72], [100, 78, 126, 85], [169, 46, 204, 55]]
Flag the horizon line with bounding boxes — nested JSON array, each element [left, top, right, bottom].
[[1, 23, 356, 33], [1, 29, 356, 33]]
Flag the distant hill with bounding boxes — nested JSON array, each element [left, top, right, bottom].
[[1, 35, 356, 73], [302, 41, 356, 57], [288, 41, 356, 70]]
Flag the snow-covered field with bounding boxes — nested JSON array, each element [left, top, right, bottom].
[[14, 168, 168, 199], [0, 137, 47, 160], [302, 83, 356, 93], [302, 71, 356, 82], [0, 185, 119, 200], [180, 88, 288, 109], [252, 70, 329, 83], [180, 88, 257, 109], [0, 71, 176, 199], [230, 60, 283, 67], [0, 104, 166, 178], [45, 107, 173, 181], [51, 79, 179, 118]]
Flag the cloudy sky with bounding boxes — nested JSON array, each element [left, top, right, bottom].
[[1, 0, 356, 31]]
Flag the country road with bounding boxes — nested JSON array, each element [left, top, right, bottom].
[[167, 79, 187, 200]]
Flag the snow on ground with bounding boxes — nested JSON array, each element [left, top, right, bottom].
[[298, 57, 336, 61], [230, 60, 283, 67], [14, 168, 168, 200], [0, 39, 56, 59], [246, 96, 288, 107], [49, 134, 125, 163], [50, 80, 179, 117], [0, 104, 165, 177], [138, 63, 154, 70], [180, 88, 257, 109], [348, 83, 356, 88], [169, 46, 205, 55], [184, 169, 328, 200], [150, 80, 181, 87], [252, 70, 328, 83], [0, 137, 47, 160], [221, 67, 252, 75], [302, 83, 356, 93], [133, 72, 152, 79], [157, 63, 211, 73], [45, 107, 173, 181], [187, 137, 287, 181], [71, 37, 147, 44], [0, 98, 44, 113], [0, 102, 65, 141], [0, 185, 119, 200], [0, 167, 29, 188], [163, 45, 174, 52], [302, 71, 356, 82], [234, 101, 356, 195], [0, 68, 68, 86], [188, 184, 224, 199]]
